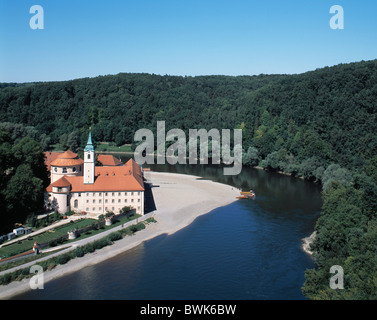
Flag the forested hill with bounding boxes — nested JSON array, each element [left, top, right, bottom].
[[240, 60, 377, 170], [0, 60, 376, 174], [0, 73, 287, 147]]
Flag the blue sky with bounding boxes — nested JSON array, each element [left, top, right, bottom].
[[0, 0, 376, 82]]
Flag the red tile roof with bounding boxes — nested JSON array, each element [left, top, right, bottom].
[[50, 158, 84, 167], [46, 158, 144, 193], [59, 150, 78, 159], [51, 176, 71, 188], [46, 151, 84, 168], [97, 154, 122, 166]]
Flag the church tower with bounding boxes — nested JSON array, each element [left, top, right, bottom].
[[84, 130, 95, 184]]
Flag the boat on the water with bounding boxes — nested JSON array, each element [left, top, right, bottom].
[[237, 190, 255, 199]]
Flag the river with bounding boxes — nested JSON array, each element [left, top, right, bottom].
[[13, 160, 322, 300]]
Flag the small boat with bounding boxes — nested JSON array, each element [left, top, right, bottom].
[[241, 190, 255, 195], [237, 190, 256, 199]]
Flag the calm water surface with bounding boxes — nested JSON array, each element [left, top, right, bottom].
[[14, 161, 321, 300]]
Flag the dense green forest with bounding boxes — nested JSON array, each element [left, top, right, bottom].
[[0, 59, 377, 299], [0, 124, 49, 234], [0, 73, 286, 149]]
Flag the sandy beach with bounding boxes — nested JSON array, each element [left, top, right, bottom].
[[0, 171, 240, 299], [302, 231, 316, 255]]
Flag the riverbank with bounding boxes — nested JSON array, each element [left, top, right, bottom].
[[0, 171, 240, 299], [302, 231, 316, 255]]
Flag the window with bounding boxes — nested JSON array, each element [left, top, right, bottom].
[[99, 199, 102, 204], [112, 199, 115, 203], [88, 153, 91, 160], [63, 168, 67, 173], [74, 200, 78, 208], [105, 199, 108, 203], [118, 199, 121, 203], [93, 193, 96, 197], [112, 207, 114, 211], [138, 192, 140, 195], [99, 192, 102, 196], [72, 167, 76, 173], [138, 199, 140, 202], [92, 207, 95, 211], [78, 193, 81, 197], [93, 199, 96, 203], [124, 192, 127, 196], [86, 207, 89, 211], [54, 167, 57, 172], [86, 200, 89, 203], [131, 192, 134, 196], [99, 207, 102, 211], [105, 192, 108, 196], [57, 187, 62, 192], [86, 193, 89, 197], [112, 192, 115, 196], [131, 199, 134, 203], [125, 199, 127, 203]]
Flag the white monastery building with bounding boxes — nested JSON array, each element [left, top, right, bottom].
[[45, 132, 144, 216]]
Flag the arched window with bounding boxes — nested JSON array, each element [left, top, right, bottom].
[[87, 153, 91, 160], [74, 199, 78, 208]]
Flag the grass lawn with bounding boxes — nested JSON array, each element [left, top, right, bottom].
[[0, 248, 66, 272], [66, 214, 139, 242], [0, 219, 96, 259], [95, 142, 133, 153], [0, 214, 139, 261]]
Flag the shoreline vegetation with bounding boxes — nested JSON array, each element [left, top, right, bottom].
[[0, 171, 240, 300]]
